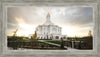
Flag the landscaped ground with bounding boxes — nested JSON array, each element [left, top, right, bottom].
[[45, 40, 61, 44]]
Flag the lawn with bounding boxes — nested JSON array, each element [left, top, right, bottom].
[[17, 39, 31, 42], [38, 41, 49, 44], [18, 39, 49, 45], [45, 40, 61, 44]]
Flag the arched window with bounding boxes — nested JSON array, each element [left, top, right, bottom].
[[56, 36, 59, 39], [50, 37, 51, 39]]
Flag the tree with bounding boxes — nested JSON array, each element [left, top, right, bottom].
[[12, 27, 19, 50], [31, 31, 38, 47], [60, 38, 64, 49], [13, 26, 19, 37], [78, 41, 81, 49], [88, 30, 92, 37], [31, 31, 37, 40]]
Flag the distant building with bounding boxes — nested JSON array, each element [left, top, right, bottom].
[[29, 13, 67, 40]]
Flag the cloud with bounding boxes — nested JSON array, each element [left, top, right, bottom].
[[50, 7, 93, 27], [7, 7, 93, 36]]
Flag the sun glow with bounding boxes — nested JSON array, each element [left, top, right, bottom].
[[16, 24, 36, 37], [62, 25, 90, 37]]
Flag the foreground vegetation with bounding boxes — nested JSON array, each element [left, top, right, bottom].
[[7, 36, 93, 50]]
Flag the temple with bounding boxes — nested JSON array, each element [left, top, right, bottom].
[[29, 13, 67, 40]]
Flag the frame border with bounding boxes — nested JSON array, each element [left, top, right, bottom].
[[0, 0, 99, 57]]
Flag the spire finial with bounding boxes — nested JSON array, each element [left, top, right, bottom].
[[48, 12, 50, 15], [47, 12, 50, 20], [47, 12, 50, 16]]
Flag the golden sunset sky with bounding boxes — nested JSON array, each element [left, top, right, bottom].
[[7, 7, 93, 37]]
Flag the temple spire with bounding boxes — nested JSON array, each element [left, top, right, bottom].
[[43, 12, 53, 25], [46, 12, 50, 21]]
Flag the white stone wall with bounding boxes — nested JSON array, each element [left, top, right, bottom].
[[36, 25, 62, 40]]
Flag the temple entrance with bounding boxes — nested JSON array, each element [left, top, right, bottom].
[[56, 36, 59, 39]]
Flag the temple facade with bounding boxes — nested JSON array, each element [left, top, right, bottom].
[[35, 13, 66, 40]]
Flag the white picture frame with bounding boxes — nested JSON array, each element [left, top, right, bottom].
[[0, 0, 99, 57]]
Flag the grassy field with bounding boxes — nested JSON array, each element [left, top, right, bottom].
[[18, 39, 49, 44], [17, 39, 31, 42], [45, 40, 61, 44], [38, 41, 50, 44]]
